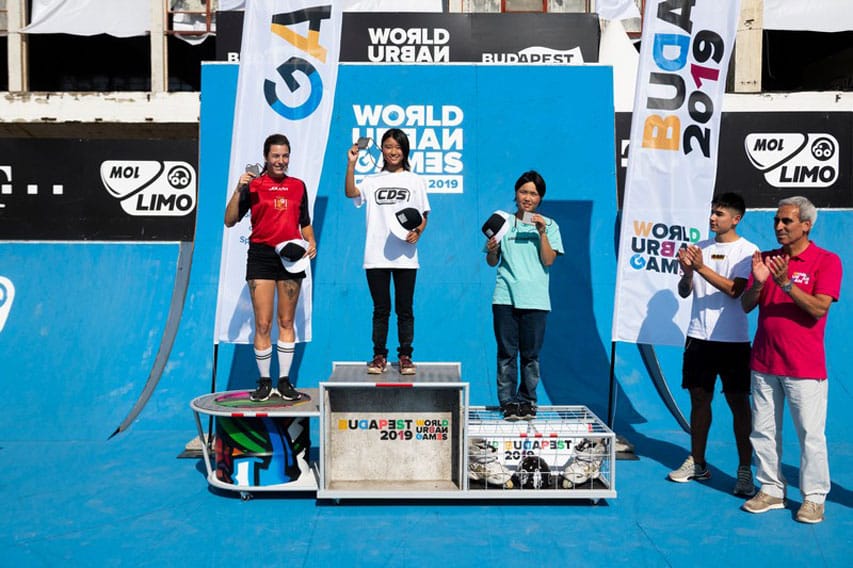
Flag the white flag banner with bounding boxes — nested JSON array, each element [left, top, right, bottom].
[[215, 1, 343, 344], [596, 0, 641, 22], [612, 0, 741, 346], [344, 0, 441, 10], [599, 18, 640, 112], [25, 0, 150, 37], [219, 1, 442, 13], [220, 0, 247, 10], [764, 0, 853, 33]]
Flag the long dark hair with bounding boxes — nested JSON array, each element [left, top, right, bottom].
[[381, 128, 411, 172], [263, 133, 291, 156], [262, 133, 291, 174]]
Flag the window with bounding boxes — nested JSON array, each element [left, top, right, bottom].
[[503, 0, 547, 12], [763, 30, 853, 92]]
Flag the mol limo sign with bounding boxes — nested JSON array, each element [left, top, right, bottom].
[[745, 133, 839, 188], [100, 161, 197, 217], [0, 138, 197, 241]]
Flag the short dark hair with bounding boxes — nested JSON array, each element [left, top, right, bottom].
[[381, 128, 411, 172], [263, 133, 291, 157], [515, 170, 546, 198], [712, 192, 746, 216]]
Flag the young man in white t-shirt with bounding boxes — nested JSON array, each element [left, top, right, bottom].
[[668, 192, 758, 497]]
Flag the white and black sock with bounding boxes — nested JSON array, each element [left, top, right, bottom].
[[254, 346, 273, 378], [277, 340, 295, 380]]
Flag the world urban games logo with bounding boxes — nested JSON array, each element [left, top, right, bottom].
[[99, 161, 196, 216], [745, 133, 839, 188]]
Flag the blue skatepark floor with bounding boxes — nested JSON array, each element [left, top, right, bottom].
[[3, 417, 850, 566]]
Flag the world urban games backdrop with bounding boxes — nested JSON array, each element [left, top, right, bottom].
[[201, 61, 620, 415]]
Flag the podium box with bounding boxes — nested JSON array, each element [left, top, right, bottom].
[[190, 389, 321, 500], [466, 406, 616, 500], [318, 362, 467, 499]]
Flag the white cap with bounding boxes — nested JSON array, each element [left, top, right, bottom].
[[274, 238, 310, 274], [389, 204, 424, 241], [482, 210, 510, 242]]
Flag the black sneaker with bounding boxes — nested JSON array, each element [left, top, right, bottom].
[[250, 377, 274, 401], [276, 377, 302, 401], [518, 402, 537, 420], [502, 402, 521, 421]]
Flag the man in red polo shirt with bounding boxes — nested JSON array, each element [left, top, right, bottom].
[[740, 196, 842, 524]]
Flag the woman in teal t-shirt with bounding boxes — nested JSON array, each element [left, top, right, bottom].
[[485, 170, 563, 421]]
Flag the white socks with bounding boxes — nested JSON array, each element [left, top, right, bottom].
[[254, 346, 272, 378], [277, 340, 295, 379]]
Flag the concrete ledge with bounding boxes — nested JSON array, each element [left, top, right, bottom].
[[0, 91, 200, 124]]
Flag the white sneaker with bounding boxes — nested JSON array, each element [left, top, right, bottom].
[[795, 500, 824, 524], [468, 438, 512, 487], [743, 490, 785, 514], [668, 455, 711, 483], [561, 439, 606, 488]]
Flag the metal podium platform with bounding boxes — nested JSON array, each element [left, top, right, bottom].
[[190, 362, 617, 502], [190, 389, 320, 500], [325, 361, 463, 383], [318, 362, 467, 499]]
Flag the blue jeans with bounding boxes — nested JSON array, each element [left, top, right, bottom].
[[493, 304, 547, 406]]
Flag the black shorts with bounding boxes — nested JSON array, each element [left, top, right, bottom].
[[245, 242, 305, 281], [682, 337, 751, 394]]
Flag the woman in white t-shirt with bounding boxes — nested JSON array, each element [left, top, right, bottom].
[[345, 129, 430, 375]]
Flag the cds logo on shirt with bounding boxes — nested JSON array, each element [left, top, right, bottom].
[[375, 187, 411, 204], [744, 133, 839, 188]]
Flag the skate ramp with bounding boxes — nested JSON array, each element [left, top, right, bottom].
[[0, 63, 851, 565]]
